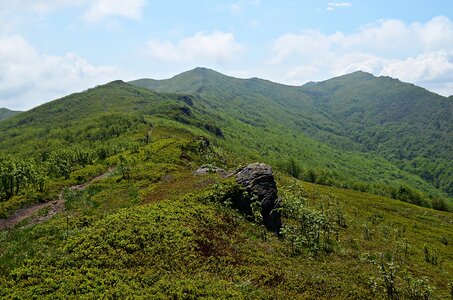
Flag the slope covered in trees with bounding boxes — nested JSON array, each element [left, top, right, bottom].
[[0, 73, 450, 210], [0, 76, 451, 298], [300, 71, 453, 196], [0, 108, 21, 121], [131, 68, 452, 204]]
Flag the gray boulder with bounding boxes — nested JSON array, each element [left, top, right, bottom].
[[193, 165, 226, 175], [233, 163, 282, 233]]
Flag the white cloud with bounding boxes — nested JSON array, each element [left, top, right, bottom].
[[1, 0, 85, 15], [329, 2, 352, 7], [0, 35, 127, 110], [273, 17, 453, 62], [0, 0, 146, 25], [146, 31, 246, 64], [229, 0, 261, 14], [272, 31, 343, 63], [380, 51, 453, 86], [84, 0, 146, 22], [270, 16, 453, 96], [327, 2, 352, 11], [0, 1, 81, 33]]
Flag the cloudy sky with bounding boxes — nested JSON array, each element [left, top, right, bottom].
[[1, 0, 453, 110]]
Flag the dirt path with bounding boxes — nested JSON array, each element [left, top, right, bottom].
[[0, 167, 115, 231]]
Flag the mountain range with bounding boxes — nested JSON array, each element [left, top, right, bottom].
[[1, 68, 451, 204], [0, 68, 452, 298], [131, 68, 452, 200]]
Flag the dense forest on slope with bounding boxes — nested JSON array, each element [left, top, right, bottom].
[[0, 108, 21, 121], [131, 68, 452, 205], [0, 75, 451, 298], [300, 72, 453, 196]]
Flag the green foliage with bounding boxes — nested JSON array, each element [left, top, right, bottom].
[[0, 195, 35, 219], [0, 108, 21, 121], [0, 157, 36, 201], [432, 198, 449, 212], [370, 258, 435, 300], [423, 245, 439, 266], [118, 155, 132, 180], [47, 148, 75, 179], [401, 273, 434, 300], [391, 185, 430, 207], [280, 158, 301, 178], [0, 147, 452, 298], [131, 68, 452, 206], [1, 190, 272, 298], [280, 192, 343, 256], [0, 71, 451, 298], [1, 75, 451, 209], [377, 259, 399, 300]]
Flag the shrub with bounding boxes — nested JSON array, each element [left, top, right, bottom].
[[280, 193, 343, 256], [431, 198, 449, 212]]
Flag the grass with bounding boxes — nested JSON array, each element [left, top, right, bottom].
[[0, 124, 451, 299]]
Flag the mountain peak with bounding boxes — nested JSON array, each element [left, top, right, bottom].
[[192, 66, 215, 73], [339, 70, 375, 80], [352, 70, 373, 75], [178, 67, 226, 79]]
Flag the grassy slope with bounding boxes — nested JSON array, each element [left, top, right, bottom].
[[0, 81, 215, 156], [0, 121, 451, 299], [0, 79, 434, 202], [0, 78, 451, 298], [131, 69, 452, 202], [0, 81, 217, 217]]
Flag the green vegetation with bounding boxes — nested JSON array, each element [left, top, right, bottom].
[[131, 68, 452, 208], [301, 71, 452, 197], [0, 69, 451, 298], [1, 121, 452, 298], [0, 108, 21, 122]]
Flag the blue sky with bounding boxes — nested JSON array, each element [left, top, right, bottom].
[[1, 0, 453, 110]]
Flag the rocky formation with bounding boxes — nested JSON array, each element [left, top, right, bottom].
[[194, 162, 282, 233], [193, 165, 226, 175], [233, 163, 281, 233]]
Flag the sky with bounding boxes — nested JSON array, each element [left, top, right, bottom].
[[1, 0, 453, 110]]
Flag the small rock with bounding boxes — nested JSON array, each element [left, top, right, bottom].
[[194, 165, 226, 175], [161, 175, 173, 182]]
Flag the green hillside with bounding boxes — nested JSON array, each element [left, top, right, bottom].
[[131, 68, 452, 205], [301, 71, 453, 196], [0, 108, 21, 121], [0, 72, 452, 298]]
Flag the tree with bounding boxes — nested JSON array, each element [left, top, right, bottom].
[[0, 157, 33, 201], [286, 158, 301, 178]]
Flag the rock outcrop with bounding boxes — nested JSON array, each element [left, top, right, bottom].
[[233, 163, 281, 233], [193, 165, 226, 175]]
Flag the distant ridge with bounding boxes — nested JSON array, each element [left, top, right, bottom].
[[0, 68, 451, 202], [130, 68, 453, 197], [0, 108, 21, 121]]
